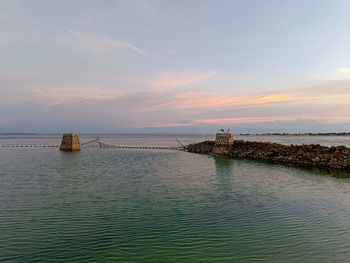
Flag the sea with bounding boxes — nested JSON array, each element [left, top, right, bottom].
[[1, 134, 350, 262]]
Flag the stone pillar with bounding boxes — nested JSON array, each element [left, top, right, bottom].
[[212, 133, 234, 155], [60, 134, 81, 151]]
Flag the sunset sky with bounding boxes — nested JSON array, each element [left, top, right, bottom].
[[1, 0, 350, 134]]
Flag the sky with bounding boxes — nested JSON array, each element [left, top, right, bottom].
[[1, 0, 350, 134]]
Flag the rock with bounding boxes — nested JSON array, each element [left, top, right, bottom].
[[187, 139, 350, 171]]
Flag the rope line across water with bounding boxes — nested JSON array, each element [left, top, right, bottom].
[[96, 139, 185, 151], [0, 144, 59, 148], [0, 139, 187, 151]]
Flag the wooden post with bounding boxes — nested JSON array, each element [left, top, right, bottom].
[[60, 134, 81, 151]]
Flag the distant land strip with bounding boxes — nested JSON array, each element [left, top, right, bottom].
[[240, 132, 350, 136]]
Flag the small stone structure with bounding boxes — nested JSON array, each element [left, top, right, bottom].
[[60, 134, 81, 151], [212, 133, 234, 155], [215, 133, 234, 144]]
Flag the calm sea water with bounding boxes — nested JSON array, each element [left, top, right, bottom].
[[1, 135, 350, 262]]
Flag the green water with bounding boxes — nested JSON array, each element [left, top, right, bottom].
[[1, 148, 350, 262]]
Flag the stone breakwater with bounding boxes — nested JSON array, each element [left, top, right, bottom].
[[187, 140, 350, 171]]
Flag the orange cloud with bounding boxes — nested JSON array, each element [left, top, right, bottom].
[[198, 116, 350, 124], [150, 90, 305, 110], [197, 116, 309, 124]]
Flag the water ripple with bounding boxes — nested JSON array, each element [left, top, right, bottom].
[[1, 148, 350, 262]]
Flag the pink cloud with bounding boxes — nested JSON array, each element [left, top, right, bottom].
[[146, 90, 306, 111], [197, 116, 312, 124], [197, 116, 350, 125], [22, 78, 350, 131], [152, 71, 216, 90], [128, 123, 192, 129], [0, 116, 16, 124]]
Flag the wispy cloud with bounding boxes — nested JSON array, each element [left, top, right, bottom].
[[4, 76, 350, 133], [0, 116, 15, 124], [338, 68, 350, 73], [67, 28, 147, 56], [168, 49, 179, 55], [145, 90, 305, 111], [128, 122, 192, 129], [35, 79, 350, 115], [152, 71, 216, 90], [37, 86, 121, 106], [197, 116, 312, 124]]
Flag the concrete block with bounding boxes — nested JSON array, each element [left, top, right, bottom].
[[60, 134, 81, 151]]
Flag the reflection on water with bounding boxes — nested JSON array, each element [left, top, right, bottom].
[[234, 157, 350, 179], [214, 156, 235, 191], [1, 137, 350, 262], [298, 165, 350, 179]]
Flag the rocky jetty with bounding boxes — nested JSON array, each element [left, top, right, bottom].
[[187, 140, 350, 171], [187, 140, 215, 154]]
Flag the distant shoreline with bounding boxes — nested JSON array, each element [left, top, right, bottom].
[[240, 132, 350, 136], [0, 132, 349, 136]]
